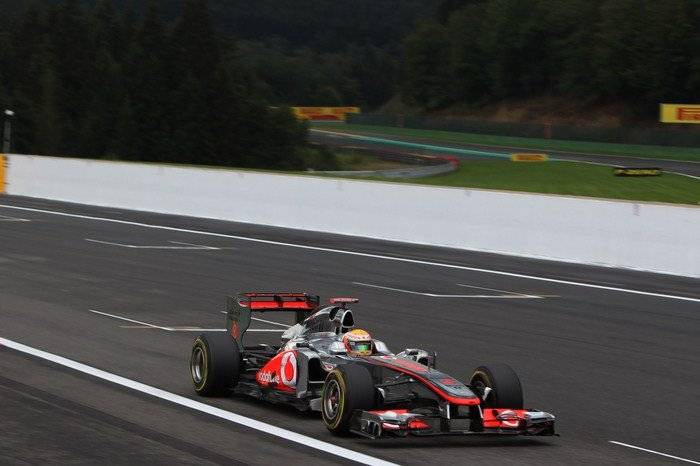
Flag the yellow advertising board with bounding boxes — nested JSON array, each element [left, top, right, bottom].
[[510, 153, 548, 162], [660, 103, 700, 124], [0, 155, 6, 193], [613, 167, 662, 176], [291, 107, 360, 122]]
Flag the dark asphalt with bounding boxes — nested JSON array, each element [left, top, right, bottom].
[[310, 128, 700, 178], [1, 195, 699, 465]]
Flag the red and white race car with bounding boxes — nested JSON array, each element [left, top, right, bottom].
[[190, 292, 556, 438]]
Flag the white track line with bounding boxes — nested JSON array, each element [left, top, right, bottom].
[[91, 309, 284, 332], [89, 309, 227, 332], [170, 241, 235, 250], [2, 204, 698, 303], [219, 311, 292, 328], [243, 329, 285, 332], [0, 213, 30, 222], [354, 282, 542, 298], [456, 282, 543, 298], [251, 316, 293, 328], [609, 441, 700, 465], [170, 241, 219, 250], [86, 239, 218, 250], [90, 309, 170, 330], [668, 171, 700, 180], [0, 336, 397, 466]]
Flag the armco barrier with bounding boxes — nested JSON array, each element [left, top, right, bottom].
[[4, 154, 700, 277]]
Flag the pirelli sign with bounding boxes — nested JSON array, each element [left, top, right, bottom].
[[613, 167, 662, 177], [660, 103, 700, 124], [291, 107, 360, 122], [510, 153, 548, 162]]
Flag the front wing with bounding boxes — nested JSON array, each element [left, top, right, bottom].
[[351, 408, 556, 439]]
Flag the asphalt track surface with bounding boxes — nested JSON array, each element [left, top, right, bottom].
[[1, 195, 699, 465], [310, 129, 700, 178]]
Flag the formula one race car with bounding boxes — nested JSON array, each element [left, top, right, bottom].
[[189, 292, 556, 438]]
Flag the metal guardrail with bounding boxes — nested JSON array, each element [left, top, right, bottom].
[[311, 140, 460, 178], [311, 128, 510, 159], [320, 162, 457, 179]]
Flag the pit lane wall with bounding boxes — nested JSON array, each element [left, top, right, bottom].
[[4, 154, 699, 277]]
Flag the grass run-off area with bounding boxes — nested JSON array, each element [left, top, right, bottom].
[[334, 150, 412, 170], [346, 160, 700, 205], [312, 122, 700, 162]]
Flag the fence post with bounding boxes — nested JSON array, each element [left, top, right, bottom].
[[543, 122, 552, 139]]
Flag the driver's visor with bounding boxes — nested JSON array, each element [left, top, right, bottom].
[[349, 341, 372, 352]]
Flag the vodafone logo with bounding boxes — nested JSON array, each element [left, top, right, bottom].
[[280, 352, 297, 387]]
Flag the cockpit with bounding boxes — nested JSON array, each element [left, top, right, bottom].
[[280, 300, 391, 355]]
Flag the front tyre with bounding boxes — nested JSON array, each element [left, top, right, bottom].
[[321, 365, 376, 435], [190, 333, 240, 396], [470, 364, 523, 408]]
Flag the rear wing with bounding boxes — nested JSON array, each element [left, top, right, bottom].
[[225, 292, 320, 344]]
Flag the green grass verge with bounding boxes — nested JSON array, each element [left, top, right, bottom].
[[346, 160, 700, 205], [93, 146, 699, 204], [312, 122, 700, 162], [334, 150, 412, 170]]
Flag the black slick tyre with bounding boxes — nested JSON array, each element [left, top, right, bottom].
[[190, 332, 241, 396], [321, 365, 376, 435], [469, 364, 523, 409]]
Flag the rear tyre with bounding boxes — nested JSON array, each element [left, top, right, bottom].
[[321, 365, 376, 435], [190, 333, 241, 396], [469, 364, 523, 408]]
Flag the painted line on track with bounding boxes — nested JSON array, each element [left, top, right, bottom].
[[0, 213, 30, 222], [354, 282, 543, 299], [609, 441, 700, 465], [86, 239, 221, 250], [91, 309, 285, 332], [1, 204, 699, 303], [0, 336, 397, 466], [170, 241, 236, 250], [89, 309, 227, 332], [456, 282, 545, 298], [220, 311, 292, 329]]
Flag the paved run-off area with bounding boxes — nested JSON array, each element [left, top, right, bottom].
[[1, 196, 699, 465]]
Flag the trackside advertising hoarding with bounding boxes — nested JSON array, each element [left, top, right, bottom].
[[292, 107, 360, 121], [0, 154, 6, 193], [660, 103, 700, 123]]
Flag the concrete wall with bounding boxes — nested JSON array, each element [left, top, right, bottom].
[[5, 154, 700, 277]]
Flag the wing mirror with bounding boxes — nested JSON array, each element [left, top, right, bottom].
[[397, 348, 437, 369]]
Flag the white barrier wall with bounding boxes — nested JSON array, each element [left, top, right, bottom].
[[5, 154, 700, 277]]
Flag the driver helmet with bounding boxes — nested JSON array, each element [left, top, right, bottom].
[[342, 329, 373, 356]]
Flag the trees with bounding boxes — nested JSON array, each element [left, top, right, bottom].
[[595, 0, 696, 113], [402, 21, 452, 109], [402, 0, 700, 119], [1, 0, 307, 169]]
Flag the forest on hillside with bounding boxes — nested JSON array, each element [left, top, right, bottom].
[[0, 0, 314, 166], [1, 0, 699, 165], [405, 0, 700, 117], [0, 0, 435, 163]]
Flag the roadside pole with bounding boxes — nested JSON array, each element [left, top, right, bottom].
[[2, 110, 14, 153]]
